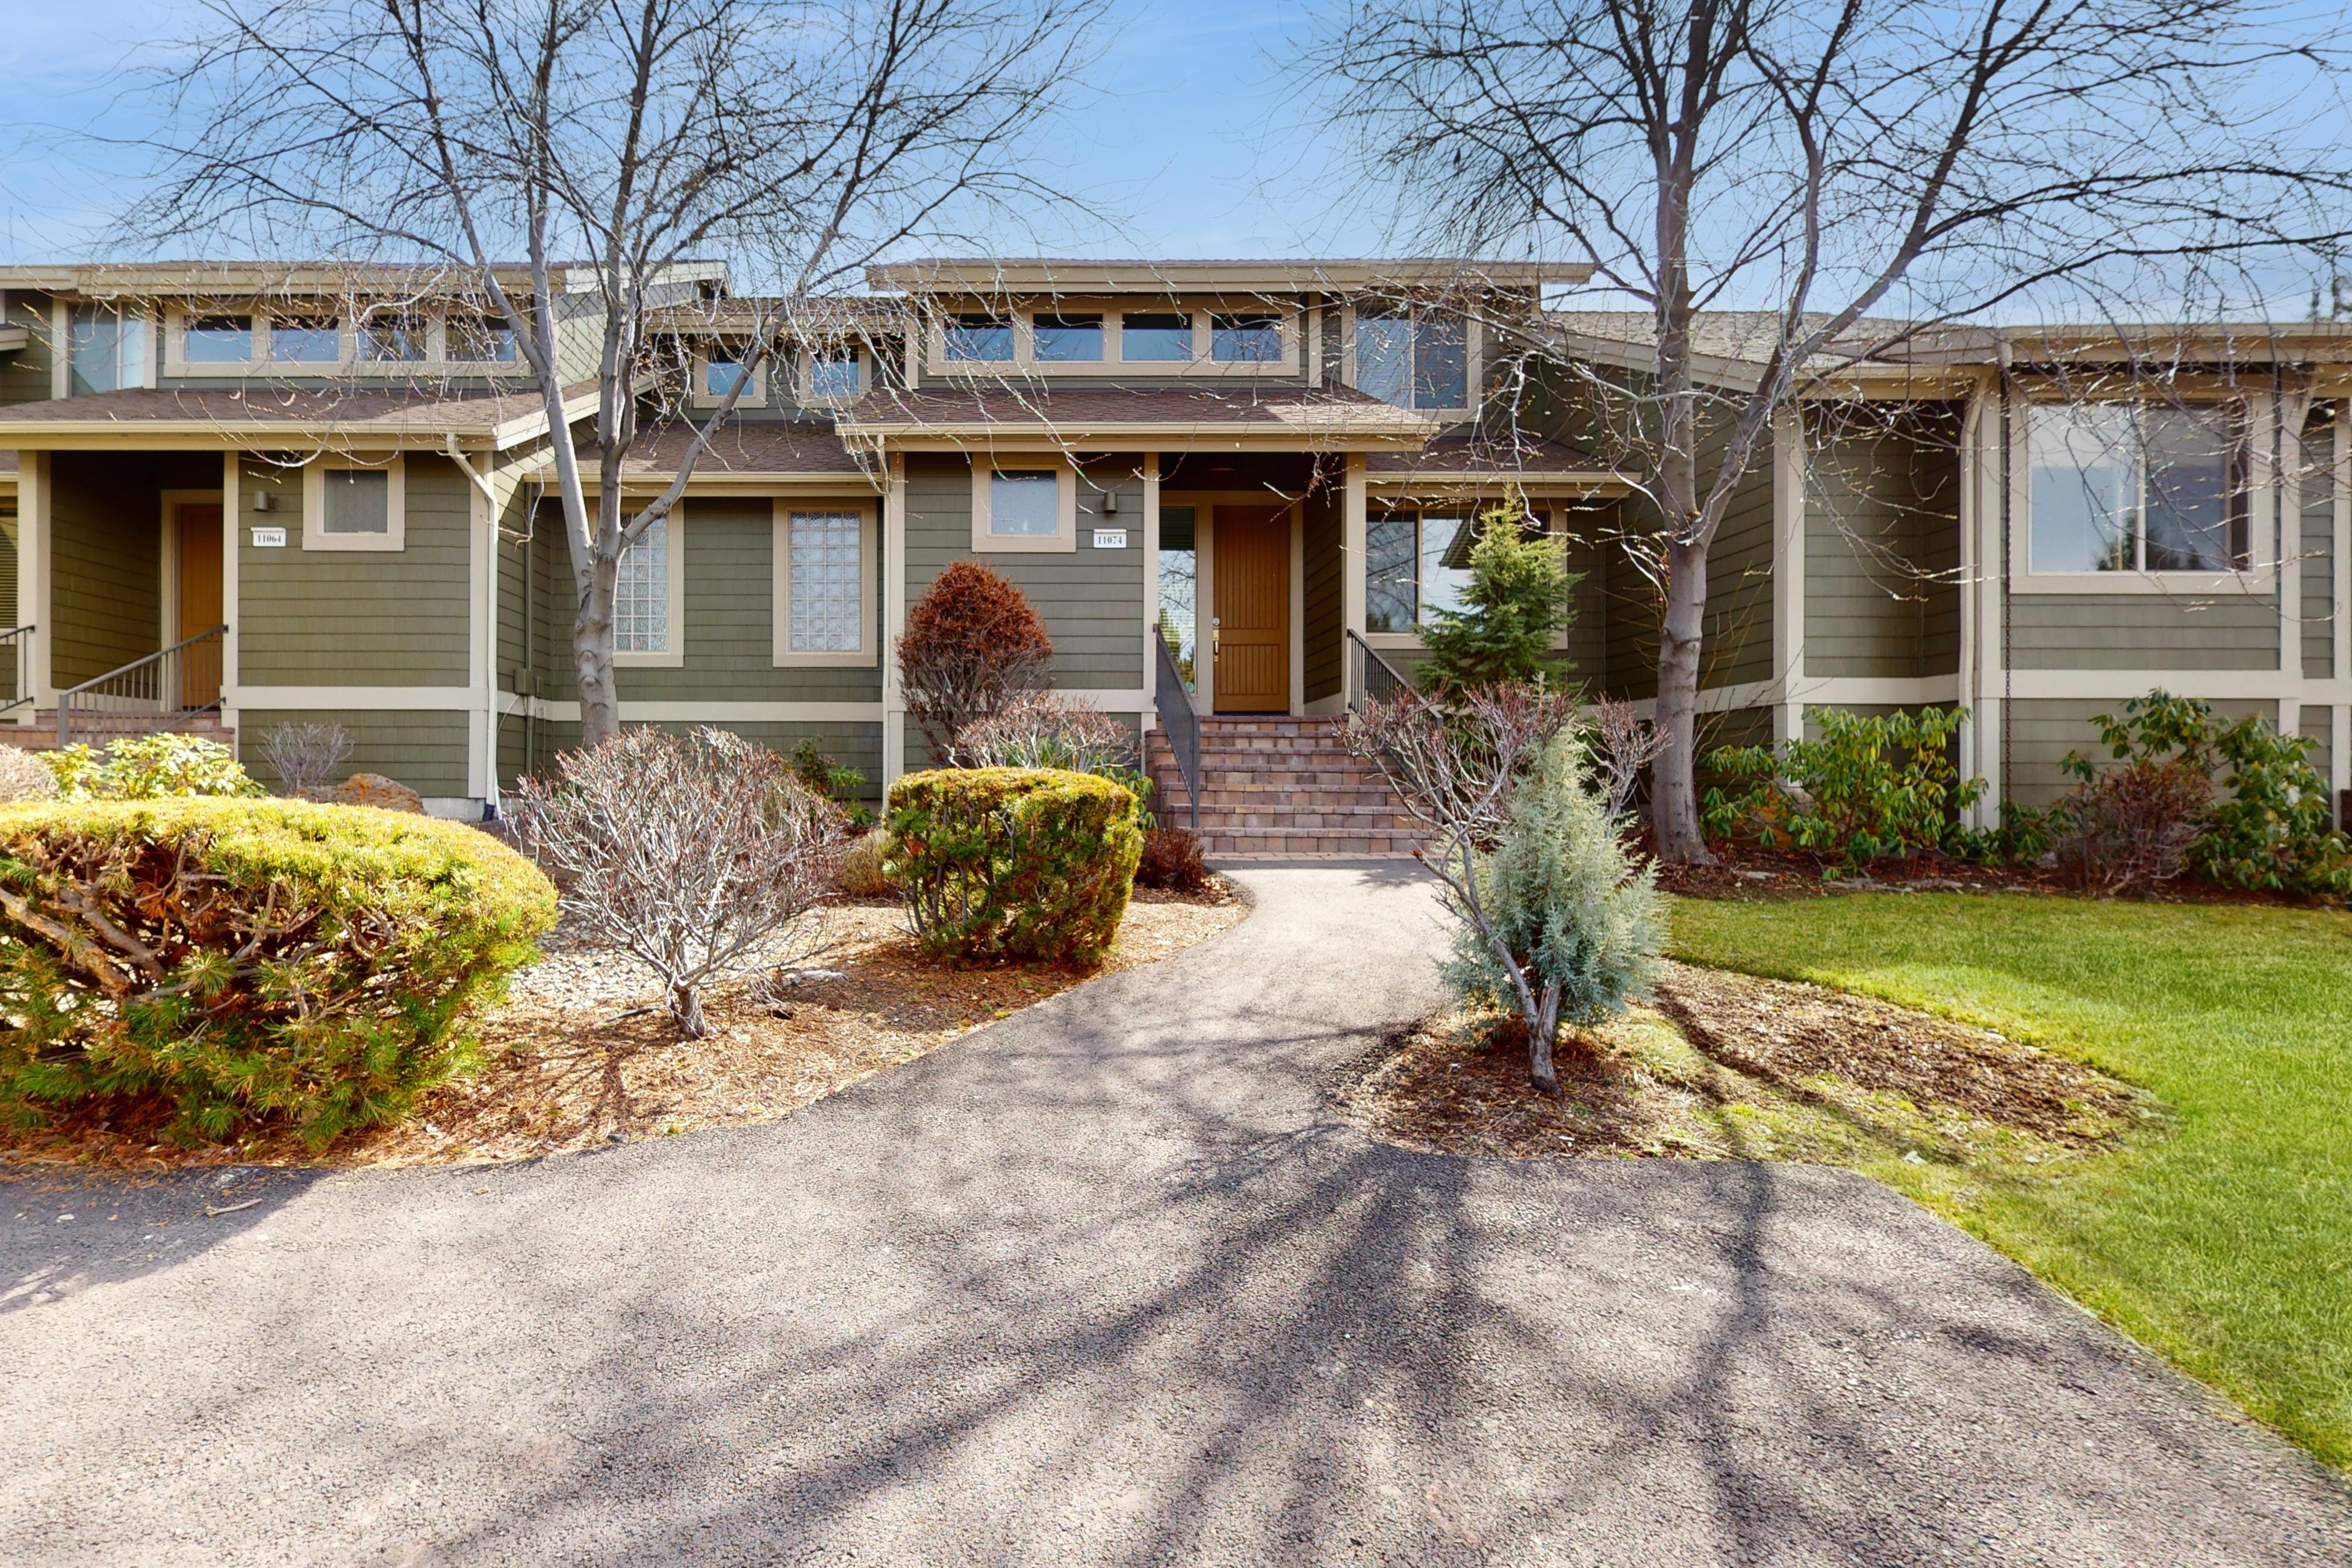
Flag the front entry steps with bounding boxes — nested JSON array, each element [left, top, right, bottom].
[[1145, 715, 1423, 859], [0, 714, 235, 751]]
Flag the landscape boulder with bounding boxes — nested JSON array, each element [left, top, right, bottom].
[[331, 772, 426, 814]]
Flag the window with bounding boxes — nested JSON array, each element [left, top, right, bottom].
[[944, 314, 1014, 362], [1032, 313, 1103, 362], [615, 511, 676, 659], [447, 314, 517, 363], [182, 314, 253, 366], [1122, 312, 1193, 362], [1355, 308, 1468, 410], [807, 348, 859, 400], [704, 353, 754, 400], [360, 313, 427, 361], [1157, 505, 1198, 688], [270, 317, 341, 364], [67, 305, 151, 394], [971, 464, 1075, 552], [774, 506, 876, 666], [1210, 313, 1282, 363], [301, 456, 406, 551], [2027, 403, 2249, 576], [1366, 511, 1476, 632]]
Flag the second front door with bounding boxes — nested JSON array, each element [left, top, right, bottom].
[[1212, 506, 1289, 714]]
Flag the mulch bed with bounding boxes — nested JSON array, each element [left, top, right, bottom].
[[0, 883, 1246, 1173], [1336, 959, 2147, 1162], [1653, 840, 2344, 910]]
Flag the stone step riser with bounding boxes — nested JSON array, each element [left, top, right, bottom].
[[1146, 721, 1410, 858]]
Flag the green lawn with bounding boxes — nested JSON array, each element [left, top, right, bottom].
[[1669, 892, 2352, 1470]]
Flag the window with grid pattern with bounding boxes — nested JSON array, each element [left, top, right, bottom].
[[616, 514, 670, 653], [789, 512, 862, 652]]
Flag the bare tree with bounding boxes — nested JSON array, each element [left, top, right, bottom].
[[1587, 695, 1669, 827], [511, 727, 850, 1038], [1311, 0, 2351, 860], [263, 720, 352, 796], [130, 0, 1107, 746]]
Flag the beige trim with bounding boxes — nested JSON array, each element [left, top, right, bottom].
[[925, 302, 1308, 381], [1141, 453, 1162, 731], [688, 344, 768, 409], [795, 344, 868, 408], [302, 453, 406, 551], [882, 455, 908, 787], [231, 685, 479, 709], [220, 453, 241, 736], [1339, 302, 1480, 424], [972, 461, 1077, 553], [21, 452, 49, 711], [773, 499, 880, 667], [503, 695, 885, 724], [165, 306, 265, 376], [1771, 410, 1803, 744], [1342, 454, 1366, 706], [2007, 393, 2277, 596], [612, 500, 686, 668]]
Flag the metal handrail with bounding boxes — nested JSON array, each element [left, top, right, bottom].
[[0, 626, 34, 716], [57, 624, 228, 748], [1151, 629, 1202, 832], [1345, 628, 1423, 714]]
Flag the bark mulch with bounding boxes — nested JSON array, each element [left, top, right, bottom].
[[1336, 959, 2147, 1163], [0, 885, 1246, 1173]]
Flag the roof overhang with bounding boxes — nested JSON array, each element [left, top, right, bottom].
[[1364, 469, 1633, 500], [0, 382, 609, 453], [516, 465, 882, 496], [868, 258, 1593, 296], [838, 418, 1439, 453]]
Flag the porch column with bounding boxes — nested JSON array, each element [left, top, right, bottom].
[[17, 450, 48, 718], [1342, 452, 1366, 706], [1770, 410, 1804, 746], [881, 452, 908, 788], [1141, 453, 1160, 732]]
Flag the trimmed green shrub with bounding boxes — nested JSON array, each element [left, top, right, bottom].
[[1703, 706, 1988, 872], [885, 767, 1143, 963], [49, 733, 264, 800], [0, 798, 556, 1146], [792, 738, 876, 829]]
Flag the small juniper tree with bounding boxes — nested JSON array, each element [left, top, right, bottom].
[[1440, 730, 1664, 1091], [1416, 501, 1579, 693]]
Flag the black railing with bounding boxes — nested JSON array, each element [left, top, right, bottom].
[[0, 626, 34, 716], [1152, 630, 1202, 832], [1346, 628, 1422, 714], [58, 624, 228, 748]]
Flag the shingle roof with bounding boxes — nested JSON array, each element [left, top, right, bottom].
[[576, 418, 873, 477], [0, 383, 590, 446], [1365, 433, 1606, 478]]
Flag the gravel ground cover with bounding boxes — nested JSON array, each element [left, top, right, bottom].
[[0, 885, 1245, 1172]]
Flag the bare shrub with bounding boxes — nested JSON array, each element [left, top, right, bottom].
[[511, 727, 848, 1037], [1135, 827, 1210, 893], [838, 827, 894, 897], [0, 746, 58, 803], [898, 561, 1054, 764], [2062, 758, 2212, 894], [263, 721, 351, 796], [957, 691, 1133, 773], [1587, 696, 1670, 827]]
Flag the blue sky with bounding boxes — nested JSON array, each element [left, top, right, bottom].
[[0, 0, 1386, 264]]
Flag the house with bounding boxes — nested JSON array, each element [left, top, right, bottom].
[[0, 258, 2341, 848]]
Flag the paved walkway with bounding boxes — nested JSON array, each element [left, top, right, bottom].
[[3, 864, 2347, 1566]]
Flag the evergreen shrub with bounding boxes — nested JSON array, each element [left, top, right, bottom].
[[1703, 706, 1988, 872], [885, 767, 1143, 963], [49, 733, 264, 800], [0, 799, 556, 1146], [1417, 501, 1581, 692]]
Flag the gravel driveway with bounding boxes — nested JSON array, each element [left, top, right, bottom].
[[3, 863, 2346, 1566]]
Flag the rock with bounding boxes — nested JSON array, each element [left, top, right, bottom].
[[331, 772, 425, 813]]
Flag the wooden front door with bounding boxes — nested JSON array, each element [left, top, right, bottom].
[[175, 505, 223, 706], [1212, 506, 1289, 713]]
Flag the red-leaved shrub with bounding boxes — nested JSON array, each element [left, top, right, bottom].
[[898, 560, 1054, 764]]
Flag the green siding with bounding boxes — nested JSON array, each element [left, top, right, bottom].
[[502, 715, 883, 800], [237, 708, 471, 797], [2005, 697, 2277, 807], [47, 451, 204, 686], [1302, 488, 1341, 702], [1559, 506, 1611, 683], [237, 452, 471, 684], [1803, 408, 1963, 680], [2008, 594, 2280, 671], [2302, 422, 2334, 679], [903, 454, 1144, 690], [617, 494, 883, 704], [2301, 705, 2331, 789], [2, 295, 55, 405]]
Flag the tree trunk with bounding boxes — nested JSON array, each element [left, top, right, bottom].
[[669, 980, 709, 1040], [574, 547, 622, 748], [1650, 538, 1716, 865], [1528, 980, 1563, 1094]]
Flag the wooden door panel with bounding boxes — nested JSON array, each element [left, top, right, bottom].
[[1213, 506, 1289, 713], [176, 505, 223, 706]]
